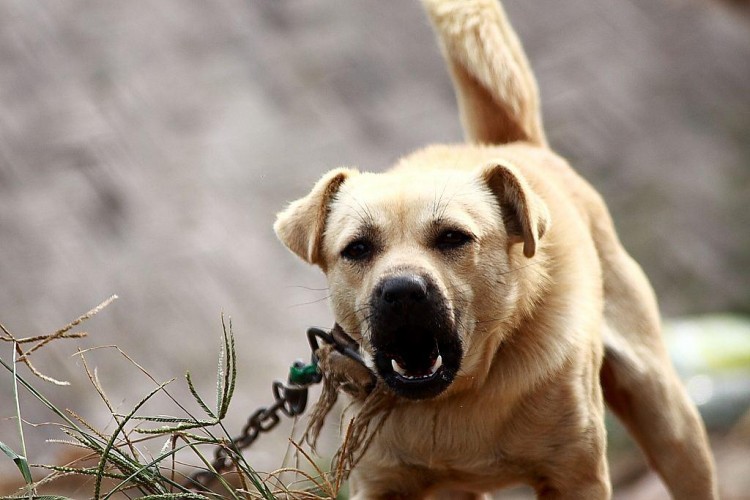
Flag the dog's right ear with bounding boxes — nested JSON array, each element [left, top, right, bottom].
[[274, 168, 356, 267]]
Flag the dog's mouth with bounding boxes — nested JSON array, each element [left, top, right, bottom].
[[367, 272, 462, 400], [390, 349, 443, 380], [372, 329, 461, 400]]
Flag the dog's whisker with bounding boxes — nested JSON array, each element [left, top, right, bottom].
[[288, 295, 333, 308], [284, 285, 331, 292], [496, 261, 541, 276]]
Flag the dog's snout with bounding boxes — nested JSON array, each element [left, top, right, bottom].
[[369, 271, 460, 400], [378, 275, 428, 306]]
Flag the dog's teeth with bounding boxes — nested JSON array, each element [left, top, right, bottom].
[[430, 355, 443, 374], [391, 358, 408, 376], [392, 356, 441, 379]]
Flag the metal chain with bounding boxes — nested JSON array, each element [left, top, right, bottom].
[[186, 327, 365, 491], [186, 368, 313, 489]]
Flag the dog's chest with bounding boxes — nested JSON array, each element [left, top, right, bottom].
[[368, 402, 522, 477]]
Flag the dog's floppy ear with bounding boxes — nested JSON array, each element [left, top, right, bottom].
[[274, 168, 356, 267], [480, 161, 550, 258]]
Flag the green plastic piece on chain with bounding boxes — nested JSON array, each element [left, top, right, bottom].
[[289, 361, 320, 385]]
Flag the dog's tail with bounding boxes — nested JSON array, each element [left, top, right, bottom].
[[421, 0, 546, 147]]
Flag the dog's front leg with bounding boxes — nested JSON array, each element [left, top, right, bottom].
[[523, 367, 612, 500], [349, 466, 433, 500], [351, 488, 490, 500], [533, 450, 611, 500], [536, 480, 611, 500], [349, 487, 431, 500]]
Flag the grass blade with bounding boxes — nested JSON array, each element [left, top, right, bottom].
[[186, 371, 216, 419], [93, 381, 173, 499], [0, 441, 33, 484]]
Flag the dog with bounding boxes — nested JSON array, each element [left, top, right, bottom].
[[274, 0, 718, 498]]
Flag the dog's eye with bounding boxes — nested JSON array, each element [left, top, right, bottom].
[[435, 230, 472, 251], [341, 239, 373, 261]]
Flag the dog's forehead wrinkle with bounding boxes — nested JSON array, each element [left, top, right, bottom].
[[430, 173, 473, 222], [331, 174, 494, 243], [346, 168, 473, 203], [334, 186, 376, 226], [432, 177, 451, 218]]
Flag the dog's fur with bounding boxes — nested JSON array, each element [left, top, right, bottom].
[[274, 0, 718, 498]]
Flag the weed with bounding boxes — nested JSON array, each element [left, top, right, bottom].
[[0, 299, 342, 499]]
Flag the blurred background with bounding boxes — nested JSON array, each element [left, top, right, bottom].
[[0, 0, 748, 498]]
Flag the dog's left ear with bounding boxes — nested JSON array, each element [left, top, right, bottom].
[[480, 161, 550, 258], [274, 167, 357, 267]]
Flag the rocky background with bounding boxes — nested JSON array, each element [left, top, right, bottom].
[[0, 0, 748, 497]]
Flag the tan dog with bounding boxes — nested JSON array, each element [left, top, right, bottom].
[[274, 0, 718, 498]]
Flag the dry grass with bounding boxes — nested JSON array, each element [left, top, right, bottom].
[[0, 298, 345, 500]]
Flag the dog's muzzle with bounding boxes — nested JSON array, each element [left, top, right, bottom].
[[369, 273, 462, 400]]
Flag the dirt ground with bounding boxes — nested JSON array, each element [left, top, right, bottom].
[[1, 0, 749, 497]]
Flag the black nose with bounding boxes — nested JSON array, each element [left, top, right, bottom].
[[379, 275, 428, 305]]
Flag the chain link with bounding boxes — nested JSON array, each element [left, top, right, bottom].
[[185, 327, 366, 491], [186, 378, 310, 489]]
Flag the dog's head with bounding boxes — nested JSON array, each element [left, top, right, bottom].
[[275, 148, 550, 400]]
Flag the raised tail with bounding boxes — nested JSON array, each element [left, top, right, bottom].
[[421, 0, 546, 147]]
